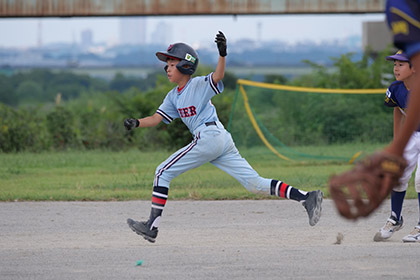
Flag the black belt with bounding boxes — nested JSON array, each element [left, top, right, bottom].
[[205, 121, 217, 126]]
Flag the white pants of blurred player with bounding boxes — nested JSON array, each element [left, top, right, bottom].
[[394, 131, 420, 192]]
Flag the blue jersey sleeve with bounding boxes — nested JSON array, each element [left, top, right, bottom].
[[384, 81, 408, 109], [384, 87, 398, 108]]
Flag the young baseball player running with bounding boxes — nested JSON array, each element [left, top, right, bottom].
[[123, 31, 323, 243], [374, 50, 420, 242]]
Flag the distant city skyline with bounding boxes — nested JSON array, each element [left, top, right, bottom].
[[119, 17, 146, 45], [0, 14, 385, 48]]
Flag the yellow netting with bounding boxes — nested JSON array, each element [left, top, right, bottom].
[[237, 79, 386, 94], [227, 79, 388, 163]]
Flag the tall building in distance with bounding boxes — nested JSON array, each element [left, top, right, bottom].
[[80, 29, 93, 49], [256, 21, 262, 47], [119, 17, 146, 45], [37, 20, 43, 48], [151, 21, 173, 46]]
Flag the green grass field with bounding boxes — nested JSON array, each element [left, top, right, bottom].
[[0, 144, 417, 201]]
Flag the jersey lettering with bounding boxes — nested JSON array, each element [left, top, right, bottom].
[[182, 108, 190, 117], [189, 106, 197, 116], [178, 106, 197, 118]]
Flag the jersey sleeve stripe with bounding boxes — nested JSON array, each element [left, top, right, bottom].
[[157, 109, 173, 123], [209, 73, 221, 95]]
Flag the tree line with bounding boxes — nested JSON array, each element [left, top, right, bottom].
[[0, 49, 395, 153]]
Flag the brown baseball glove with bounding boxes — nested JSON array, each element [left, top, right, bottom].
[[328, 151, 407, 220]]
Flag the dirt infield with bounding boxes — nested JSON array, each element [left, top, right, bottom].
[[1, 199, 419, 280]]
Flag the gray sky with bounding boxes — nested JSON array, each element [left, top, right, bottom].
[[0, 14, 385, 48]]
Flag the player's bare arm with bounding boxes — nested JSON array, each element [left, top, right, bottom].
[[213, 56, 225, 85], [139, 113, 163, 127], [393, 107, 404, 138], [212, 31, 227, 85]]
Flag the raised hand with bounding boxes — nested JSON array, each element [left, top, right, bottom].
[[215, 31, 227, 57]]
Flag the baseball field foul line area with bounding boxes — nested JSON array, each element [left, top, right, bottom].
[[0, 199, 418, 280]]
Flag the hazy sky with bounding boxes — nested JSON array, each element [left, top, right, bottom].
[[0, 14, 385, 48]]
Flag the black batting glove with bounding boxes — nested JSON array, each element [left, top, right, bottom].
[[124, 118, 139, 131], [215, 31, 227, 57]]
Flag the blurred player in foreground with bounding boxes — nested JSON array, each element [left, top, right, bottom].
[[329, 0, 420, 222], [123, 32, 323, 243], [373, 50, 420, 242]]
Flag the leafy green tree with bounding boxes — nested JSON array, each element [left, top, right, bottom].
[[264, 74, 288, 85], [16, 80, 44, 104], [110, 72, 138, 92], [0, 104, 50, 152], [0, 74, 16, 105], [291, 48, 392, 89], [46, 106, 78, 149]]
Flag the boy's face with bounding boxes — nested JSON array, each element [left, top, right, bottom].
[[166, 58, 184, 84], [393, 60, 415, 82]]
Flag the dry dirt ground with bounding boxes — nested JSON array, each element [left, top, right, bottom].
[[1, 199, 419, 280]]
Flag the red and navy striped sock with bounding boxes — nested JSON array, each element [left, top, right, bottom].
[[270, 180, 308, 201], [147, 186, 168, 230]]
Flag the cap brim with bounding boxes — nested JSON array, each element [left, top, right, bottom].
[[156, 52, 179, 62], [386, 54, 410, 62]]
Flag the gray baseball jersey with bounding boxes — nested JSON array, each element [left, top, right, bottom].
[[154, 73, 273, 194], [157, 73, 221, 134]]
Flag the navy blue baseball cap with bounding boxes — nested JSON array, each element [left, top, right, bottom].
[[386, 50, 410, 62]]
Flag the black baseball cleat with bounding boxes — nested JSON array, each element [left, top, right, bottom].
[[302, 190, 323, 226], [127, 218, 158, 243]]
